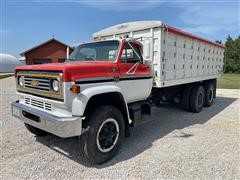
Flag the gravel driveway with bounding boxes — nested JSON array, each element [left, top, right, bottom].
[[1, 77, 240, 179]]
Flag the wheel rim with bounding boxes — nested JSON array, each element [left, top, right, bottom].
[[209, 89, 214, 103], [96, 118, 119, 153], [198, 92, 203, 106]]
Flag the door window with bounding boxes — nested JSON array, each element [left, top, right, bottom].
[[121, 43, 142, 63]]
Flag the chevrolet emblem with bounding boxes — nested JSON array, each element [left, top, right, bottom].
[[31, 80, 39, 87]]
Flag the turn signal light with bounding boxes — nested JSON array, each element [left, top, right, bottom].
[[71, 85, 80, 94]]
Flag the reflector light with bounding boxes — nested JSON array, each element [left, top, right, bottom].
[[71, 85, 80, 94]]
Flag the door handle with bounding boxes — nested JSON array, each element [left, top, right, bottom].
[[112, 68, 118, 72]]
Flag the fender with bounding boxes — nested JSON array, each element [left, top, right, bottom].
[[71, 85, 131, 123]]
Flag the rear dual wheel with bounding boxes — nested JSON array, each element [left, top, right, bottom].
[[181, 84, 206, 113], [189, 85, 205, 113], [181, 85, 194, 111], [204, 83, 215, 107]]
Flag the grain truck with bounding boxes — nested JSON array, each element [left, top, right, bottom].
[[12, 21, 225, 164]]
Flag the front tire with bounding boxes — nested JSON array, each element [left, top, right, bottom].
[[80, 105, 125, 164], [24, 123, 49, 136]]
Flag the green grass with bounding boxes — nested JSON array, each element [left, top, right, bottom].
[[217, 73, 240, 89], [0, 74, 14, 79]]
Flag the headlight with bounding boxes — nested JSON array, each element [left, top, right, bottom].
[[52, 79, 59, 92], [18, 76, 24, 86]]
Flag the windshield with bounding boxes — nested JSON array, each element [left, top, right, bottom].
[[67, 40, 119, 62]]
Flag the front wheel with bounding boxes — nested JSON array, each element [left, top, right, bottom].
[[80, 105, 125, 164]]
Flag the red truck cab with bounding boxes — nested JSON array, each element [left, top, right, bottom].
[[12, 39, 153, 164]]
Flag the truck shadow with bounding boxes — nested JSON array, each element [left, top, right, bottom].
[[36, 96, 238, 168]]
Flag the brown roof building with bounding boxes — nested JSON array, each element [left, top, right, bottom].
[[20, 38, 74, 65]]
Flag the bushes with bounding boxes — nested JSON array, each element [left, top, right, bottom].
[[223, 36, 240, 73]]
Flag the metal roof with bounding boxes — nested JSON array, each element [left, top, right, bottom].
[[20, 38, 74, 57]]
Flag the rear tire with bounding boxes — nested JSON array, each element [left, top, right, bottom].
[[181, 85, 193, 111], [190, 85, 205, 113], [80, 105, 125, 164], [204, 83, 215, 107], [24, 123, 49, 136]]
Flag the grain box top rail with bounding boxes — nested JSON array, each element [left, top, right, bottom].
[[93, 20, 225, 49]]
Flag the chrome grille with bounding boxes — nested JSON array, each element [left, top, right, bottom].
[[16, 71, 63, 101], [25, 97, 52, 111], [24, 77, 51, 91]]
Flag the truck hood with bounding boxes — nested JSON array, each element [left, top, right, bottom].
[[15, 62, 118, 82]]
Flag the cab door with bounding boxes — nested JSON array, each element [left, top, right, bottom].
[[117, 41, 153, 102]]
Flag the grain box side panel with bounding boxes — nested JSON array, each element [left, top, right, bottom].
[[156, 29, 224, 88]]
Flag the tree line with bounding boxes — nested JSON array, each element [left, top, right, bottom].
[[216, 36, 240, 73]]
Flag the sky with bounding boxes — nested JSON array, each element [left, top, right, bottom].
[[1, 0, 239, 58]]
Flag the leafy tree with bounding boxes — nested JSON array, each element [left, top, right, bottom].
[[215, 40, 223, 44], [223, 35, 240, 73]]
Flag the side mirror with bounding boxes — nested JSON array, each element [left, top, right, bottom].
[[143, 40, 151, 60], [143, 59, 151, 66]]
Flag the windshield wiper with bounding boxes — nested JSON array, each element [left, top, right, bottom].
[[65, 58, 76, 62], [85, 57, 96, 61]]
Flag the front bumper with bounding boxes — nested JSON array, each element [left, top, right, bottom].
[[11, 101, 82, 138]]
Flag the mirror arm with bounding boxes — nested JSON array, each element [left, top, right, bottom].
[[126, 41, 142, 61]]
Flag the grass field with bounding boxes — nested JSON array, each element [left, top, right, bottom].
[[217, 73, 240, 89], [0, 74, 14, 80]]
